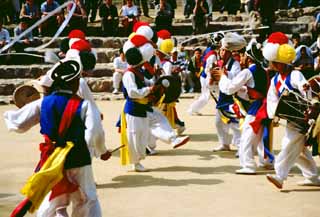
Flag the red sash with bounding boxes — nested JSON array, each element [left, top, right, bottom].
[[49, 96, 82, 200]]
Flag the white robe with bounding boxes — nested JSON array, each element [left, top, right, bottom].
[[188, 54, 217, 114], [267, 70, 318, 181], [214, 58, 243, 147], [122, 71, 151, 164], [219, 64, 266, 168], [5, 84, 107, 217], [3, 78, 105, 158]]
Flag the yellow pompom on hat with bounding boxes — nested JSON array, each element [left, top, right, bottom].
[[262, 32, 296, 64], [159, 38, 174, 56], [277, 44, 296, 64], [128, 32, 136, 40]]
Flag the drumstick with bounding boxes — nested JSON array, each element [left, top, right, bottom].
[[111, 145, 125, 154]]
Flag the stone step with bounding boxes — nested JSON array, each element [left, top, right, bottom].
[[35, 48, 119, 64], [0, 76, 113, 96], [0, 63, 114, 79]]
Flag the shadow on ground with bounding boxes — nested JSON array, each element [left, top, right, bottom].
[[97, 175, 223, 189], [188, 133, 218, 142], [280, 188, 320, 193], [151, 165, 239, 175]]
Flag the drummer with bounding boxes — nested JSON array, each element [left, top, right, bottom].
[[216, 40, 272, 174], [120, 34, 189, 172], [156, 37, 186, 135], [263, 32, 320, 189]]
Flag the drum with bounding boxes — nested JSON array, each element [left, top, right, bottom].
[[308, 75, 320, 99], [153, 75, 182, 104], [13, 84, 41, 108], [275, 90, 319, 134]]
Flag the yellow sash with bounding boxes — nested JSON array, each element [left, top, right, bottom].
[[21, 142, 74, 213], [120, 103, 131, 165], [157, 98, 176, 128]]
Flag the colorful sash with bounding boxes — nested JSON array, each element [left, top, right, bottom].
[[11, 96, 81, 216]]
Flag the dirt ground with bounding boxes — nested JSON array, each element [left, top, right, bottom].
[[0, 97, 320, 217]]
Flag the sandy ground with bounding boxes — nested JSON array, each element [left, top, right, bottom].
[[0, 96, 320, 217]]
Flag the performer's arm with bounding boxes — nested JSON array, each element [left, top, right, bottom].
[[204, 54, 217, 75], [266, 79, 278, 119], [122, 72, 151, 99], [3, 99, 41, 133], [81, 100, 107, 158], [219, 68, 252, 95], [290, 70, 311, 98], [162, 61, 173, 76]]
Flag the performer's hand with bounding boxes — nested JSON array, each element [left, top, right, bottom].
[[210, 67, 223, 82], [273, 117, 280, 127], [100, 150, 112, 161], [303, 83, 310, 92], [150, 84, 164, 94]]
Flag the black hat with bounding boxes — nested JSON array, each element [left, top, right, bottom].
[[50, 59, 82, 82], [209, 31, 224, 46], [79, 51, 96, 71], [246, 42, 263, 63], [125, 47, 143, 67]]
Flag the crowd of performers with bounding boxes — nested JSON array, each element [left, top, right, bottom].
[[3, 23, 320, 216]]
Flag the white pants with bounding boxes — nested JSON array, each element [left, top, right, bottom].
[[112, 72, 122, 90], [37, 165, 101, 217], [239, 115, 265, 169], [215, 110, 241, 147], [125, 114, 149, 164], [275, 122, 318, 181], [148, 108, 176, 150], [188, 76, 211, 114]]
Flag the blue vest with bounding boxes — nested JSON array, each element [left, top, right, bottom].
[[273, 72, 298, 97], [247, 64, 268, 115], [123, 71, 153, 117], [40, 92, 91, 169], [216, 58, 235, 110], [200, 47, 212, 78]]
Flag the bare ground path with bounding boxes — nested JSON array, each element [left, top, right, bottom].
[[0, 97, 319, 217]]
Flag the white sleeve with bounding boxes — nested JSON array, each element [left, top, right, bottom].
[[81, 100, 107, 158], [133, 6, 138, 16], [266, 78, 279, 119], [121, 6, 127, 16], [162, 62, 172, 76], [122, 71, 150, 98], [290, 70, 309, 97], [3, 98, 42, 133], [77, 78, 100, 110], [205, 55, 217, 74], [219, 68, 252, 95], [113, 57, 120, 69], [228, 61, 241, 79]]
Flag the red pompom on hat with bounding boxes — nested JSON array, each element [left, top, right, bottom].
[[133, 21, 150, 32], [266, 32, 288, 44], [68, 29, 86, 40], [157, 29, 171, 40], [262, 32, 296, 64], [130, 34, 149, 47], [70, 39, 92, 52]]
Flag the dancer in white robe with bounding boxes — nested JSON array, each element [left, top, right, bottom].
[[262, 32, 320, 189]]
